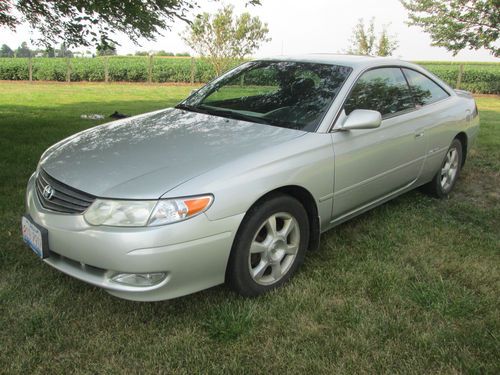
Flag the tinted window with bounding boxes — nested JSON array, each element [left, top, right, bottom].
[[183, 61, 352, 131], [344, 68, 414, 118], [403, 68, 449, 106]]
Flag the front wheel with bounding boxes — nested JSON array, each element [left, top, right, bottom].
[[424, 138, 463, 198], [227, 194, 309, 297]]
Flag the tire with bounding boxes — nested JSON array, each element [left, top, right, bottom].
[[227, 193, 310, 297], [424, 138, 463, 198]]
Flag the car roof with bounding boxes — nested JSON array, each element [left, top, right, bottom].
[[259, 53, 410, 69], [258, 53, 453, 94]]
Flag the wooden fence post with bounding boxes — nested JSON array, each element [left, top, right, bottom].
[[28, 56, 33, 83], [456, 64, 464, 90], [104, 56, 109, 83], [65, 56, 71, 83], [148, 54, 153, 84], [190, 57, 195, 84]]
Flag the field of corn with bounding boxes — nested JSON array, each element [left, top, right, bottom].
[[0, 56, 498, 94]]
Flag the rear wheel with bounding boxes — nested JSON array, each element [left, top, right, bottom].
[[424, 138, 463, 198], [227, 194, 309, 297]]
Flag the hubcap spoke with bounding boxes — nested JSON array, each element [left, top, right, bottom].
[[279, 218, 294, 237], [449, 169, 457, 181], [450, 149, 457, 164], [252, 260, 269, 279], [250, 240, 268, 254], [271, 263, 282, 280], [265, 215, 278, 239], [285, 243, 299, 255]]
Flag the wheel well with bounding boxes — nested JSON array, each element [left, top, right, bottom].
[[455, 132, 468, 167], [250, 186, 321, 252]]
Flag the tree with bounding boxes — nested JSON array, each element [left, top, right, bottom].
[[348, 19, 376, 56], [0, 44, 14, 57], [0, 1, 262, 49], [401, 0, 499, 56], [32, 48, 47, 57], [96, 41, 117, 56], [56, 43, 73, 58], [15, 41, 31, 57], [182, 5, 270, 76], [155, 50, 175, 56], [346, 18, 398, 56], [46, 46, 55, 58], [0, 1, 16, 29], [377, 27, 399, 57]]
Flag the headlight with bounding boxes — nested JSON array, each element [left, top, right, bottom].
[[84, 195, 213, 227], [147, 195, 213, 226]]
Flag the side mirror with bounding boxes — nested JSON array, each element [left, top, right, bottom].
[[342, 109, 382, 130]]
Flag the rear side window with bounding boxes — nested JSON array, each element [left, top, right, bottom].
[[402, 68, 450, 106], [344, 68, 414, 118]]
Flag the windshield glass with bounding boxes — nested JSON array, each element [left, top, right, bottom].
[[179, 61, 352, 132]]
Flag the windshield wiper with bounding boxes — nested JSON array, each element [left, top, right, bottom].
[[175, 103, 208, 114], [200, 106, 268, 124], [176, 103, 294, 129], [198, 105, 296, 129]]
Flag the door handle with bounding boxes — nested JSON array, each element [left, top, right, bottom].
[[415, 132, 424, 139]]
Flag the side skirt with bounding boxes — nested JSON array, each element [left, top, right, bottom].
[[321, 178, 430, 233]]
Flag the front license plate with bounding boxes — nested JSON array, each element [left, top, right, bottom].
[[22, 215, 49, 259]]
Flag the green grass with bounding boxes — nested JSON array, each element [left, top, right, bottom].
[[0, 82, 499, 374]]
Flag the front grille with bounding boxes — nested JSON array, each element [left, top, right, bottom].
[[36, 169, 96, 214]]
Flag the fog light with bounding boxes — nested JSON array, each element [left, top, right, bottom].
[[110, 272, 167, 287]]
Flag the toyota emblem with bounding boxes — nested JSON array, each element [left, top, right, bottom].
[[42, 185, 55, 200]]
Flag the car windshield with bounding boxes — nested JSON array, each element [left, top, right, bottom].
[[178, 61, 352, 132]]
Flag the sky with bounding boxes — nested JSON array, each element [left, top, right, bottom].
[[1, 0, 498, 62]]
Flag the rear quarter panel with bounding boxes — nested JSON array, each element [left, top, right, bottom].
[[418, 94, 479, 183]]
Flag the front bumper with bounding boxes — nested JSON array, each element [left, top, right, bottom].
[[25, 173, 244, 301]]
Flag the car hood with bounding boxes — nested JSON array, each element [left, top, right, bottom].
[[40, 108, 305, 199]]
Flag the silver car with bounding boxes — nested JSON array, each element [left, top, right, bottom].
[[22, 55, 480, 301]]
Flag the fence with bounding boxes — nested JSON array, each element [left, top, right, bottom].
[[0, 56, 498, 94], [0, 56, 232, 84]]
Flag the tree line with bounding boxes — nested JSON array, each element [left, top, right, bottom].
[[0, 42, 76, 58], [0, 42, 191, 58]]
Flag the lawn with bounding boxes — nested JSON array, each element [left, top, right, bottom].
[[0, 82, 498, 374]]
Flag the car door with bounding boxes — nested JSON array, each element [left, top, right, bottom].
[[330, 67, 427, 222], [401, 68, 454, 182]]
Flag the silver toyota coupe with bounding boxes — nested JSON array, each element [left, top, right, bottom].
[[22, 55, 480, 301]]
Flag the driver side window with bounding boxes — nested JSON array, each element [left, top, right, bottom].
[[344, 68, 414, 118]]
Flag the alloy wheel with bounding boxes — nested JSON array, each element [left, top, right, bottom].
[[441, 147, 459, 191], [248, 212, 300, 286]]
